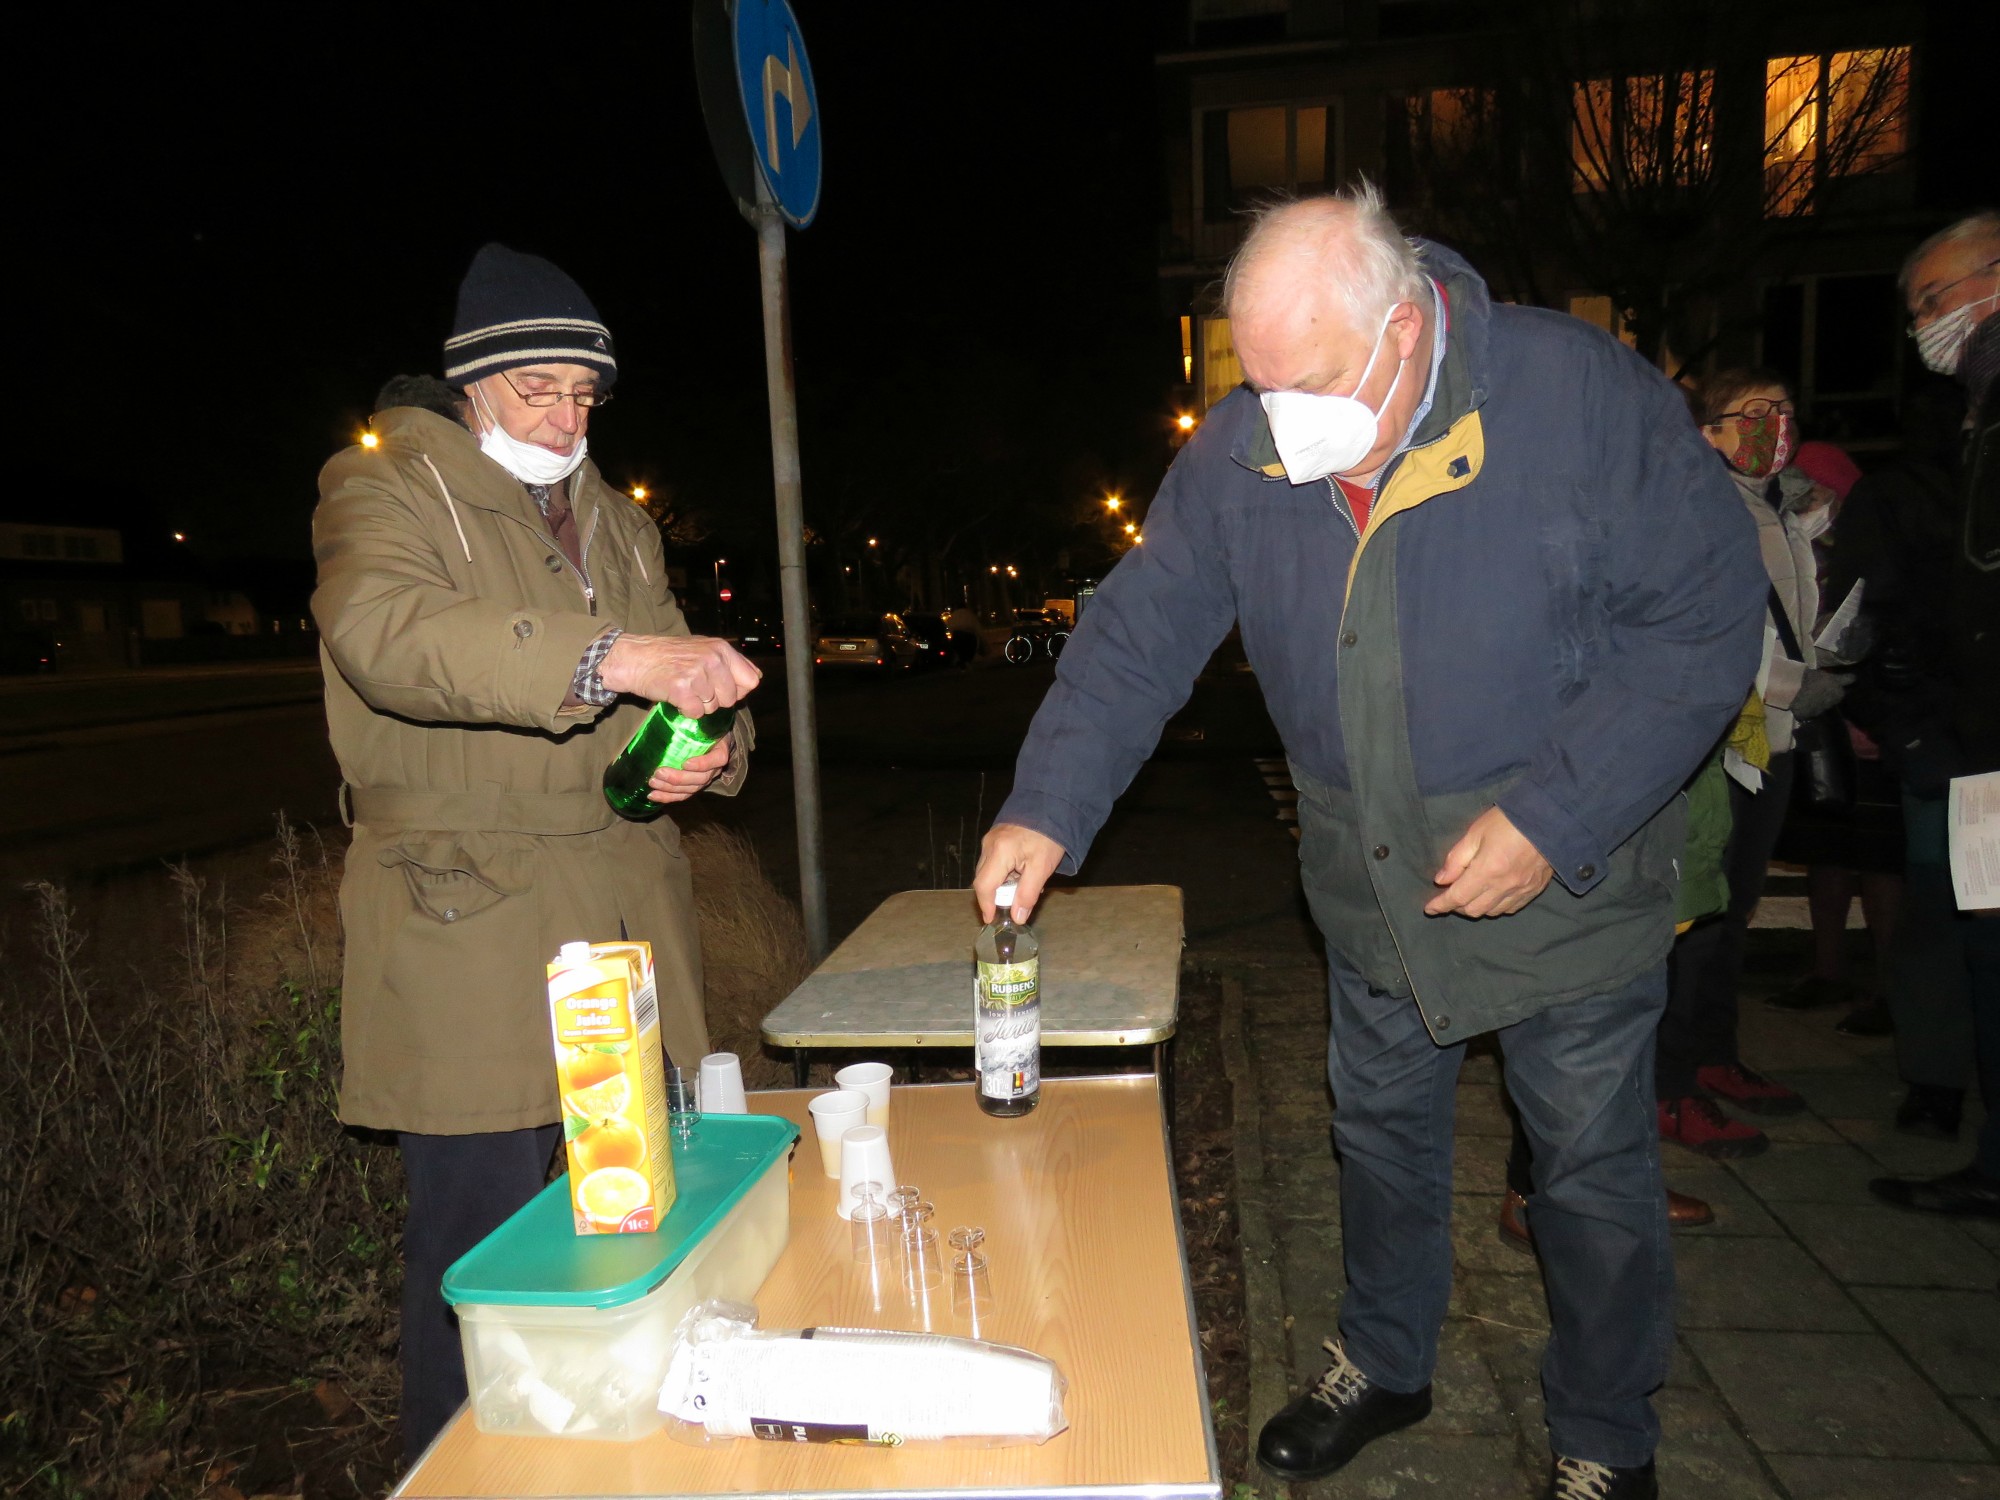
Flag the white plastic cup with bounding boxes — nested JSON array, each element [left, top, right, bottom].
[[807, 1089, 868, 1178], [837, 1125, 897, 1221], [834, 1061, 894, 1128], [698, 1053, 748, 1115]]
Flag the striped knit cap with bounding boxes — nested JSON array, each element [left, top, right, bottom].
[[443, 243, 617, 388]]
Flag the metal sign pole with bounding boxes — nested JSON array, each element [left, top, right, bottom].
[[752, 174, 829, 963]]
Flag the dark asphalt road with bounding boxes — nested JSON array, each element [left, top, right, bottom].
[[0, 654, 1317, 958]]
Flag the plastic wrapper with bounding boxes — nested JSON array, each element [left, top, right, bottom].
[[660, 1300, 1068, 1447]]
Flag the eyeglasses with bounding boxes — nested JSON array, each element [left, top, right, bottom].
[[1909, 258, 1999, 328], [500, 370, 613, 409], [1710, 398, 1794, 424]]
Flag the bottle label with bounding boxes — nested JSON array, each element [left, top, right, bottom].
[[975, 959, 1040, 1100]]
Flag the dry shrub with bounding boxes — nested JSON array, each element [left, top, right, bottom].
[[684, 825, 812, 1089], [0, 820, 401, 1499]]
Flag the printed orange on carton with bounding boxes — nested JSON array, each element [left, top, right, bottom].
[[547, 941, 675, 1234]]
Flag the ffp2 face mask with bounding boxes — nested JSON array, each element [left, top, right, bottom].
[[1258, 307, 1407, 484]]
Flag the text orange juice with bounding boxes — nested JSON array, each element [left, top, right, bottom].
[[547, 940, 675, 1234]]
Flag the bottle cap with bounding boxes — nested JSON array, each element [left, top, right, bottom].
[[994, 881, 1018, 910], [559, 941, 593, 966]]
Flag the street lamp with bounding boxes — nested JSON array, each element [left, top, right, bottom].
[[360, 430, 380, 450], [867, 537, 878, 548], [632, 485, 649, 503], [1105, 495, 1122, 512], [1176, 413, 1197, 433], [1123, 522, 1137, 535]]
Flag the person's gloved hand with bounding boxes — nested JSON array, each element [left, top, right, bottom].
[[1789, 668, 1854, 720]]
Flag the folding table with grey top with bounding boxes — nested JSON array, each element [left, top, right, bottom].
[[760, 883, 1185, 1095]]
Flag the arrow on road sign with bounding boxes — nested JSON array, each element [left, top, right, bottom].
[[761, 36, 811, 174]]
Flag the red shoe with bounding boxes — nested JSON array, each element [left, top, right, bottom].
[[1696, 1063, 1806, 1117], [1659, 1095, 1769, 1159]]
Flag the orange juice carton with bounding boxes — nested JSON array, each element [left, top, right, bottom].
[[547, 940, 675, 1234]]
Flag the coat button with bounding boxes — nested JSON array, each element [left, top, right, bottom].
[[545, 555, 562, 572], [441, 907, 460, 923], [1341, 631, 1358, 647], [1578, 864, 1597, 881], [1373, 844, 1390, 860], [1434, 1014, 1451, 1030], [514, 619, 534, 639]]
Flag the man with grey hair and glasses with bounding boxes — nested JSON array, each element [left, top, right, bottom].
[[1859, 208, 2000, 1215], [975, 187, 1765, 1499]]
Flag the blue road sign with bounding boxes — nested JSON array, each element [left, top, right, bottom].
[[732, 0, 821, 228]]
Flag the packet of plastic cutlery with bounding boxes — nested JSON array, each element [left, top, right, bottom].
[[659, 1300, 1068, 1447]]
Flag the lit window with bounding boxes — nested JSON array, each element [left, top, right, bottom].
[[1198, 316, 1244, 412], [1571, 72, 1714, 193], [1201, 102, 1336, 223], [1764, 48, 1910, 216]]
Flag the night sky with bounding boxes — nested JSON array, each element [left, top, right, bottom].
[[43, 4, 1173, 566]]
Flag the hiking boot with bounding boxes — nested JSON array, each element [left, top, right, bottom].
[[1546, 1455, 1658, 1499], [1256, 1338, 1432, 1481], [1696, 1062, 1806, 1117], [1659, 1095, 1769, 1159], [1768, 975, 1852, 1011]]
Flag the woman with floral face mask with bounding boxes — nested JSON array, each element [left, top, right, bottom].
[[1652, 370, 1849, 1159]]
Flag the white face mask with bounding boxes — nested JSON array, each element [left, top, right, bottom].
[[1259, 307, 1407, 485], [1914, 290, 1997, 376], [470, 381, 589, 486], [1795, 505, 1833, 543]]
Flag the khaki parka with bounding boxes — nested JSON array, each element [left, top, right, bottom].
[[312, 405, 736, 1134]]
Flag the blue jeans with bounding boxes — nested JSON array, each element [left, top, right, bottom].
[[1326, 954, 1673, 1467]]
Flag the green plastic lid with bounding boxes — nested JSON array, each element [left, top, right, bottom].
[[441, 1113, 799, 1311]]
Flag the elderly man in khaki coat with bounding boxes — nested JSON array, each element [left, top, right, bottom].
[[312, 243, 760, 1458]]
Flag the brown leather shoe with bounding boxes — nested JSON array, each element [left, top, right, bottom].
[[1496, 1186, 1713, 1250], [1666, 1188, 1715, 1228]]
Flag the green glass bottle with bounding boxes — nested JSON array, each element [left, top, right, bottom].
[[602, 704, 735, 820]]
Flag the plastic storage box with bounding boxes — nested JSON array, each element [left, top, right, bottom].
[[443, 1112, 799, 1440]]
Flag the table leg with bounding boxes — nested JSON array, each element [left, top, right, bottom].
[[1157, 1038, 1177, 1158], [793, 1049, 809, 1088]]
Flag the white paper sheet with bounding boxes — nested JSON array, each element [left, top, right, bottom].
[[1948, 772, 2000, 912], [1814, 580, 1865, 655]]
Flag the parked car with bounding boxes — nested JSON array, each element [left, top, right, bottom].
[[812, 612, 920, 671], [731, 617, 784, 656], [899, 613, 957, 671]]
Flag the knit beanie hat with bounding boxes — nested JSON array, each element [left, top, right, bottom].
[[443, 243, 617, 389], [1792, 440, 1862, 503]]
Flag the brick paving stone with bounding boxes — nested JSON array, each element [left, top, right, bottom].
[[1673, 1235, 1869, 1332], [1653, 1385, 1784, 1499], [1767, 1200, 2000, 1289], [1772, 1068, 1907, 1119], [1956, 1395, 2000, 1446], [1426, 1318, 1515, 1437], [1851, 1287, 2000, 1397], [1720, 1140, 1884, 1205], [1455, 1081, 1515, 1139], [1684, 1329, 1988, 1460], [1297, 1431, 1539, 1499], [1453, 1132, 1513, 1196], [1764, 1454, 2000, 1499], [1452, 1192, 1541, 1276], [1748, 1109, 1844, 1145], [1662, 1162, 1787, 1236]]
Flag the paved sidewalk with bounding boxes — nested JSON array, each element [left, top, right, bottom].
[[1213, 936, 2000, 1499]]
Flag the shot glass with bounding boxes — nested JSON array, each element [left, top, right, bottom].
[[837, 1125, 896, 1221], [664, 1066, 700, 1147], [902, 1223, 945, 1293], [849, 1182, 891, 1265], [949, 1226, 991, 1334]]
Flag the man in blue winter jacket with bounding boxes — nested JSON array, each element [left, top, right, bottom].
[[973, 187, 1766, 1500]]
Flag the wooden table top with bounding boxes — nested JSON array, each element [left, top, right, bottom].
[[396, 1078, 1218, 1500], [760, 885, 1184, 1049]]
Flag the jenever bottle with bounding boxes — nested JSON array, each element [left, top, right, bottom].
[[602, 705, 736, 820], [975, 880, 1041, 1117]]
